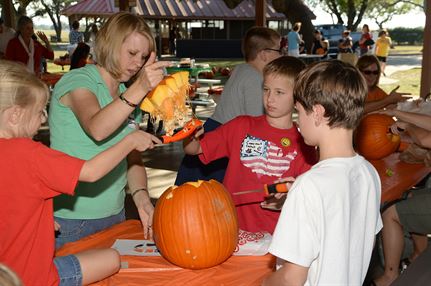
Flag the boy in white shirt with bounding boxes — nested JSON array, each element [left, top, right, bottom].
[[263, 60, 383, 285]]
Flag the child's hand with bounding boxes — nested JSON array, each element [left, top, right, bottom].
[[129, 130, 162, 151], [260, 177, 295, 211], [54, 220, 61, 231]]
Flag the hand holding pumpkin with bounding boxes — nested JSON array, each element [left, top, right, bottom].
[[135, 52, 173, 92]]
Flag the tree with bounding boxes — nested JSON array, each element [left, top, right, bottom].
[[306, 0, 424, 31], [31, 0, 74, 42], [366, 0, 423, 29], [223, 0, 316, 54], [0, 0, 33, 28]]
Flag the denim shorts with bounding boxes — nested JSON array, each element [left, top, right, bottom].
[[55, 208, 125, 249], [54, 255, 82, 286]]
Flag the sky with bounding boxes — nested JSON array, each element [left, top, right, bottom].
[[311, 7, 426, 30]]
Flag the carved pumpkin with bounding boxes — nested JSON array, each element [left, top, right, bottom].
[[153, 180, 238, 269], [355, 114, 401, 160], [140, 71, 190, 135]]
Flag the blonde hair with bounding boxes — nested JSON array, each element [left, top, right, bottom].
[[95, 12, 155, 80], [0, 60, 49, 113], [0, 264, 23, 286], [263, 56, 306, 87], [242, 26, 281, 62]]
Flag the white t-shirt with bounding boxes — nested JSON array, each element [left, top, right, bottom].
[[269, 154, 382, 285]]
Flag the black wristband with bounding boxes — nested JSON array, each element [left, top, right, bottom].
[[131, 188, 148, 197], [119, 93, 138, 108]]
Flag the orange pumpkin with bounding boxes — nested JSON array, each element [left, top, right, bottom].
[[153, 180, 238, 269], [355, 114, 401, 160]]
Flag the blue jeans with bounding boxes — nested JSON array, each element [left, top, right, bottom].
[[55, 209, 125, 249], [54, 255, 82, 286]]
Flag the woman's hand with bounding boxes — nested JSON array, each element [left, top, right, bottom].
[[386, 86, 412, 105], [36, 31, 49, 45], [135, 52, 172, 92], [128, 130, 162, 151]]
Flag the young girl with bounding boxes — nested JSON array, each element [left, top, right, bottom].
[[0, 60, 161, 286]]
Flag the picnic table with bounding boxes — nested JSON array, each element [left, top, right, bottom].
[[55, 152, 430, 285], [40, 72, 63, 88], [53, 58, 70, 70]]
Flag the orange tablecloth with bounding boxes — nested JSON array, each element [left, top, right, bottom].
[[40, 72, 63, 87], [56, 220, 275, 286], [55, 152, 430, 285], [371, 153, 430, 206]]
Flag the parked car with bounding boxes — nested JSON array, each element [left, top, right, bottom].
[[314, 24, 362, 58]]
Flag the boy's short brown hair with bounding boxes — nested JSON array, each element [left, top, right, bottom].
[[263, 56, 306, 86], [242, 26, 281, 62], [294, 60, 367, 129]]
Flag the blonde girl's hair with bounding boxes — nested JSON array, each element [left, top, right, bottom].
[[0, 263, 23, 286], [0, 60, 49, 113], [95, 12, 156, 80]]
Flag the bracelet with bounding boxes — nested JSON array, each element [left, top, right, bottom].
[[119, 93, 138, 108], [131, 188, 148, 197]]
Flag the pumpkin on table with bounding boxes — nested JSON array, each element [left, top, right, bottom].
[[355, 114, 401, 160], [153, 180, 238, 269]]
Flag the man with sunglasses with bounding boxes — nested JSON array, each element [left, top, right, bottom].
[[356, 55, 411, 114]]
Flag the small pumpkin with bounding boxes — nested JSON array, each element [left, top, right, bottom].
[[355, 114, 401, 160], [153, 180, 238, 269]]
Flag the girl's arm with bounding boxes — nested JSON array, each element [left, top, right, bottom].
[[79, 130, 161, 182], [63, 53, 171, 141]]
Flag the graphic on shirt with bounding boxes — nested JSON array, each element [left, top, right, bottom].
[[240, 134, 297, 177]]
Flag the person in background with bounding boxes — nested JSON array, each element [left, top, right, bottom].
[[175, 26, 283, 185], [263, 60, 381, 286], [70, 42, 91, 70], [338, 30, 353, 53], [287, 22, 303, 57], [49, 12, 171, 249], [5, 16, 53, 75], [183, 56, 316, 233], [359, 24, 373, 56], [68, 20, 83, 56], [0, 60, 161, 286], [373, 109, 431, 286], [311, 30, 329, 57], [375, 29, 393, 76], [0, 18, 15, 59], [88, 23, 98, 61], [356, 55, 410, 114]]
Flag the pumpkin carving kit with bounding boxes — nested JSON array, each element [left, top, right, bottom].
[[233, 182, 289, 196]]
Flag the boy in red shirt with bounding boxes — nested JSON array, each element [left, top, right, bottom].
[[183, 56, 316, 233]]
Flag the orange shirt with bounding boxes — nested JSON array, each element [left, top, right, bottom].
[[366, 86, 388, 103]]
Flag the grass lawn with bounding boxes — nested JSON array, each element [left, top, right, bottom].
[[380, 67, 422, 97], [389, 45, 422, 55]]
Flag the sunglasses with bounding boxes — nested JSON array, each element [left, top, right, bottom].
[[361, 70, 379, 75]]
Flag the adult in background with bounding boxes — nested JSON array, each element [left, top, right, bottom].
[[0, 18, 15, 59], [5, 16, 53, 75], [375, 29, 393, 76], [175, 26, 282, 185], [356, 55, 410, 114], [359, 24, 373, 56], [70, 42, 91, 70], [287, 22, 303, 57], [373, 109, 431, 286], [88, 23, 98, 61], [311, 30, 329, 57], [49, 12, 171, 249], [68, 20, 83, 56]]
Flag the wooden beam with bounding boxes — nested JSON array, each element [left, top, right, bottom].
[[420, 0, 431, 98], [3, 0, 15, 28], [119, 0, 130, 11], [255, 0, 266, 27]]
